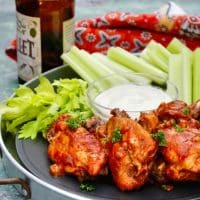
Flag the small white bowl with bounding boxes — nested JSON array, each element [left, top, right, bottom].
[[87, 72, 178, 120]]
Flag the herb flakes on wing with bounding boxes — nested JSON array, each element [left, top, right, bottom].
[[173, 124, 184, 133], [152, 131, 166, 147], [181, 107, 189, 115], [112, 127, 122, 143]]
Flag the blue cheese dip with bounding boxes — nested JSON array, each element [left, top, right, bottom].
[[94, 83, 172, 117]]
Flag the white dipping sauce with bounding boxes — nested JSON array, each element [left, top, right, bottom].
[[95, 83, 172, 112]]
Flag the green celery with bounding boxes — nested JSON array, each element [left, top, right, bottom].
[[92, 52, 135, 74], [140, 49, 154, 65], [193, 48, 200, 102], [74, 48, 129, 87], [107, 47, 168, 84], [140, 40, 170, 73], [145, 48, 169, 72], [0, 77, 92, 139], [168, 54, 183, 100], [146, 40, 170, 63], [61, 51, 95, 83], [77, 49, 114, 78], [93, 53, 151, 84], [167, 38, 190, 54], [18, 103, 59, 139], [6, 107, 40, 133], [181, 48, 193, 104], [63, 46, 130, 92]]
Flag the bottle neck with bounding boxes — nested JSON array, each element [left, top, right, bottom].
[[16, 0, 39, 17]]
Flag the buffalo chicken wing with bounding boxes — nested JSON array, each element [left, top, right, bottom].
[[160, 127, 200, 182], [46, 100, 200, 191], [106, 109, 157, 190], [47, 114, 108, 181], [141, 100, 200, 184]]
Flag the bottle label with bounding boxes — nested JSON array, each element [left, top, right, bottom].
[[63, 17, 75, 53], [16, 12, 41, 81]]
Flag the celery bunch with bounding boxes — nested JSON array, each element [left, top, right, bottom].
[[141, 38, 200, 104], [61, 46, 165, 85], [61, 38, 200, 104], [193, 48, 200, 102], [0, 77, 92, 139]]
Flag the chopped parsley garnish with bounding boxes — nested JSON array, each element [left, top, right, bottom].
[[173, 124, 184, 132], [103, 137, 109, 143], [161, 184, 174, 191], [112, 128, 122, 143], [182, 107, 189, 115], [66, 116, 85, 129], [152, 131, 166, 147], [80, 183, 95, 192]]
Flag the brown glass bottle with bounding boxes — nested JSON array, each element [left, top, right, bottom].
[[15, 0, 75, 83]]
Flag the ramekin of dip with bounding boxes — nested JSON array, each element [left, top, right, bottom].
[[86, 72, 178, 120]]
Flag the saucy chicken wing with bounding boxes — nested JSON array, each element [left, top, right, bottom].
[[147, 100, 200, 183], [46, 99, 200, 191], [189, 100, 200, 120], [47, 114, 108, 181], [106, 109, 157, 191], [160, 127, 200, 182], [138, 111, 159, 133]]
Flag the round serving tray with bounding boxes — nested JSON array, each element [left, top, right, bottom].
[[1, 65, 200, 200]]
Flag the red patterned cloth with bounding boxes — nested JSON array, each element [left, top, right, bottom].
[[5, 39, 17, 61], [75, 12, 200, 53], [5, 4, 200, 60]]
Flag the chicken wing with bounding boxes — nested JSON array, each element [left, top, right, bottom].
[[150, 100, 200, 183], [158, 127, 200, 182], [189, 100, 200, 120], [155, 100, 189, 121], [46, 100, 200, 190], [47, 114, 108, 181], [107, 109, 157, 191], [138, 111, 159, 132]]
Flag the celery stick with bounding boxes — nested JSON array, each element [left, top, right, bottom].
[[62, 50, 107, 90], [140, 49, 154, 65], [93, 53, 152, 84], [79, 49, 129, 83], [71, 46, 113, 78], [141, 40, 170, 72], [168, 54, 183, 100], [107, 47, 168, 84], [92, 53, 135, 74], [145, 48, 169, 73], [167, 38, 190, 54], [193, 48, 200, 102], [70, 46, 129, 90], [181, 48, 193, 104], [146, 40, 170, 62], [61, 51, 95, 83]]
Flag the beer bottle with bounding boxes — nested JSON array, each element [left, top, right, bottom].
[[15, 0, 75, 83]]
